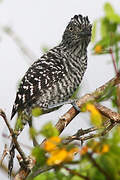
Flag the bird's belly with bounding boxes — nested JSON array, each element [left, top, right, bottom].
[[34, 77, 80, 111]]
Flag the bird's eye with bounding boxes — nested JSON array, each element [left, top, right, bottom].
[[69, 26, 73, 31]]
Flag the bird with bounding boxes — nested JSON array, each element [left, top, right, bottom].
[[8, 14, 92, 176], [11, 14, 92, 126]]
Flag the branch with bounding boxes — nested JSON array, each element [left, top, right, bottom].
[[27, 161, 89, 179], [63, 121, 116, 144], [2, 133, 32, 150], [26, 122, 116, 179], [109, 48, 118, 75], [55, 75, 120, 133], [0, 160, 16, 177], [0, 109, 28, 164], [14, 75, 120, 179], [95, 103, 120, 123], [63, 126, 98, 144], [63, 166, 89, 180], [2, 26, 36, 63], [87, 153, 111, 180], [109, 47, 120, 112], [116, 85, 120, 112], [64, 102, 120, 144], [26, 166, 53, 179], [79, 123, 115, 142]]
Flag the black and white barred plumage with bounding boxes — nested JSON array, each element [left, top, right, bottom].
[[11, 14, 92, 120]]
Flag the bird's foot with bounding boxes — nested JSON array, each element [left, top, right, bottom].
[[47, 99, 80, 113], [71, 100, 81, 113]]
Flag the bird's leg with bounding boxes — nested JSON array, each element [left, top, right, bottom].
[[71, 100, 81, 112], [48, 99, 80, 112]]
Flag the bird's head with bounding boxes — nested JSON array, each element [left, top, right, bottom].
[[62, 14, 92, 49]]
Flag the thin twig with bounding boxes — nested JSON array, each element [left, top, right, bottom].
[[109, 48, 118, 75], [0, 161, 16, 177], [116, 85, 120, 113], [95, 103, 120, 123], [2, 133, 32, 150], [27, 160, 84, 179], [0, 109, 27, 163], [109, 47, 120, 112], [2, 26, 36, 63], [87, 153, 111, 180], [64, 121, 116, 144], [63, 126, 98, 144], [63, 166, 89, 180], [26, 166, 54, 180], [79, 123, 116, 142]]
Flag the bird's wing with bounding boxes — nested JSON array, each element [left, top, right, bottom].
[[11, 53, 67, 119]]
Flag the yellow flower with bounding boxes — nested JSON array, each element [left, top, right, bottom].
[[45, 136, 79, 165], [94, 45, 102, 54], [80, 146, 88, 155], [47, 147, 78, 165], [91, 141, 100, 153], [86, 103, 102, 127], [90, 142, 109, 154], [66, 148, 79, 161], [47, 148, 68, 165], [101, 144, 109, 153], [44, 136, 61, 152], [86, 103, 98, 113]]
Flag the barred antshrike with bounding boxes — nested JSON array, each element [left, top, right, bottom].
[[11, 14, 92, 123], [9, 14, 92, 176]]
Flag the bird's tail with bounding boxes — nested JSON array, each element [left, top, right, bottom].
[[8, 110, 31, 177], [8, 140, 16, 177]]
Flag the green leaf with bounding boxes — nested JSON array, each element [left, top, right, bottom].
[[104, 3, 114, 16], [71, 176, 83, 180], [104, 3, 120, 23], [56, 170, 69, 180], [15, 115, 23, 131], [32, 146, 46, 166], [100, 18, 108, 38], [71, 86, 80, 99], [93, 33, 120, 52], [32, 107, 43, 117], [111, 86, 117, 108], [29, 127, 37, 139], [115, 43, 119, 66], [109, 13, 120, 23], [100, 18, 117, 38], [42, 46, 49, 53], [45, 172, 56, 180], [97, 84, 116, 102], [40, 122, 59, 138], [111, 127, 120, 145], [33, 173, 47, 180], [91, 20, 97, 43], [89, 167, 106, 180], [97, 155, 116, 179], [33, 172, 56, 180]]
